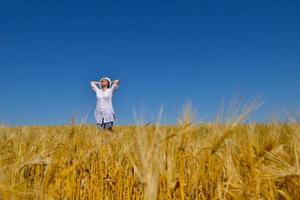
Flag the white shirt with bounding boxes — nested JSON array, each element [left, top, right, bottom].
[[91, 82, 117, 124]]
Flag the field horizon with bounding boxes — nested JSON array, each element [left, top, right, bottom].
[[1, 117, 300, 199]]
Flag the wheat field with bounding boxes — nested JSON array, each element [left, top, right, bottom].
[[0, 110, 300, 199]]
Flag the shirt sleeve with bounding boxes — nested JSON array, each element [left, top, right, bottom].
[[91, 81, 101, 94], [111, 82, 118, 93]]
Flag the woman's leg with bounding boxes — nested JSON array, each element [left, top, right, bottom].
[[96, 123, 104, 131]]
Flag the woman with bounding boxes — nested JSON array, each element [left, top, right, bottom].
[[90, 77, 120, 131]]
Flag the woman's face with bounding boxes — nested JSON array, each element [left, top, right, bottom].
[[101, 79, 109, 88]]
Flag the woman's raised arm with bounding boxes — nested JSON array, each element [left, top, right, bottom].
[[112, 80, 120, 89], [90, 81, 101, 93]]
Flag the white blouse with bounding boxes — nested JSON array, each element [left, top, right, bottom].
[[91, 82, 118, 124]]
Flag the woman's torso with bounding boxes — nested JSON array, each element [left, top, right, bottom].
[[95, 88, 114, 114]]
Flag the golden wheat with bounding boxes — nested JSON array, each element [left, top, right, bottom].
[[0, 120, 299, 200]]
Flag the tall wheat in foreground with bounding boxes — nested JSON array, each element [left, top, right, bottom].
[[0, 103, 299, 199]]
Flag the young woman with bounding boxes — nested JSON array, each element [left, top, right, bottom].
[[90, 77, 120, 131]]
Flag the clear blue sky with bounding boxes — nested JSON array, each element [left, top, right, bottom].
[[0, 0, 299, 126]]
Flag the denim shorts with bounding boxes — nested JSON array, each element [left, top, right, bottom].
[[97, 121, 113, 131]]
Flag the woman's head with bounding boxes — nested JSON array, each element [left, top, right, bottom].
[[100, 77, 112, 88]]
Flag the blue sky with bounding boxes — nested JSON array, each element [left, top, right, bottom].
[[0, 0, 299, 126]]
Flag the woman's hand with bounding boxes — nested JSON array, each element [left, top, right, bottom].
[[112, 80, 120, 87]]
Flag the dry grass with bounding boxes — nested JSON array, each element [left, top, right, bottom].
[[0, 122, 299, 199], [0, 99, 300, 199]]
